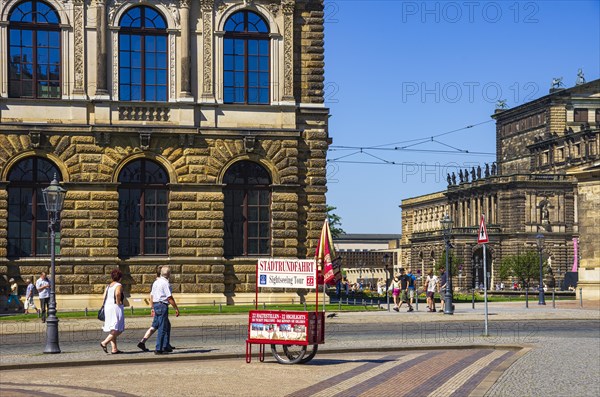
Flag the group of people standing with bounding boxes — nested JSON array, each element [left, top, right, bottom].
[[99, 266, 179, 355], [390, 268, 416, 312]]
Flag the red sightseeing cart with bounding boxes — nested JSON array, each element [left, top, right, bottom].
[[245, 258, 326, 364]]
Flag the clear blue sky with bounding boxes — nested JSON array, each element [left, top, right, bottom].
[[324, 0, 600, 234]]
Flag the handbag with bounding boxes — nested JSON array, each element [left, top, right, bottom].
[[97, 285, 109, 321]]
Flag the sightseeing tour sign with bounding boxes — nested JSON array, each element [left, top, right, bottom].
[[257, 258, 317, 289]]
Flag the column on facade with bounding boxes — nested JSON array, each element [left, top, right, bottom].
[[95, 0, 108, 96], [179, 0, 192, 98], [73, 0, 86, 96], [200, 0, 214, 101]]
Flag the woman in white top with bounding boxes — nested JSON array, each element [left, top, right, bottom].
[[100, 269, 125, 354]]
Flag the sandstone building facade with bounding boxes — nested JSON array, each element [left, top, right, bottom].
[[400, 80, 600, 299], [0, 0, 330, 309]]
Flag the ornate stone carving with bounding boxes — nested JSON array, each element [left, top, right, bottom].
[[73, 0, 85, 93], [179, 134, 195, 147], [119, 106, 170, 121], [112, 30, 119, 97], [282, 0, 294, 100], [169, 34, 176, 100], [201, 0, 214, 97], [244, 136, 256, 153], [268, 2, 280, 16], [94, 131, 111, 147], [169, 2, 181, 27], [29, 131, 41, 148], [139, 132, 152, 150], [108, 0, 124, 25], [216, 0, 227, 13]]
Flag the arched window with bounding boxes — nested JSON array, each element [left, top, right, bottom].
[[8, 0, 61, 98], [119, 6, 167, 102], [117, 159, 168, 257], [223, 11, 270, 104], [7, 157, 62, 257], [224, 161, 271, 257]]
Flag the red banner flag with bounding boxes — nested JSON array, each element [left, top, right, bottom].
[[315, 220, 342, 285]]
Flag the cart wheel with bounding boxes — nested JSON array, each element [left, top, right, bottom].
[[298, 344, 318, 364], [271, 344, 306, 364]]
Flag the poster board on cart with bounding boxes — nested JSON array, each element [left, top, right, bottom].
[[257, 258, 317, 289]]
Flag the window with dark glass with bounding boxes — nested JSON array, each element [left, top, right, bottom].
[[8, 0, 61, 98], [223, 11, 270, 104], [119, 6, 167, 102], [224, 161, 271, 257], [574, 108, 588, 123], [117, 159, 168, 257], [7, 157, 61, 257]]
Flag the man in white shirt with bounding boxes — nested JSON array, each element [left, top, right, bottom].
[[35, 272, 50, 322], [150, 267, 179, 354], [424, 270, 439, 312]]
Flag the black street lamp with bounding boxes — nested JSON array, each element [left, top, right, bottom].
[[383, 253, 391, 311], [536, 234, 546, 305], [440, 214, 454, 315], [42, 175, 67, 354]]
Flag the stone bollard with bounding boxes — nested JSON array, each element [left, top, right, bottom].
[[131, 306, 134, 315], [219, 304, 222, 313], [338, 300, 342, 310], [552, 290, 555, 308], [579, 288, 583, 307], [84, 307, 88, 317]]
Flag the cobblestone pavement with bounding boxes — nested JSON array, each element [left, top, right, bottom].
[[0, 348, 518, 397], [485, 336, 600, 397], [1, 301, 599, 396]]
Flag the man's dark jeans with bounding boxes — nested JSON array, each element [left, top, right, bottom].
[[39, 298, 49, 321], [153, 302, 170, 352]]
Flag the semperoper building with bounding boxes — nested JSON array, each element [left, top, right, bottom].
[[0, 0, 330, 309], [400, 79, 600, 299]]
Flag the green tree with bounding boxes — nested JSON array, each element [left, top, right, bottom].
[[499, 251, 546, 288], [326, 205, 345, 238], [435, 249, 460, 278]]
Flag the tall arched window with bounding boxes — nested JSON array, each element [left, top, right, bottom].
[[119, 6, 167, 102], [8, 0, 61, 98], [223, 161, 271, 257], [223, 11, 270, 104], [117, 159, 168, 257], [7, 157, 62, 257]]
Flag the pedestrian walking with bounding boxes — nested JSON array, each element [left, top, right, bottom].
[[407, 269, 416, 311], [399, 269, 414, 312], [24, 279, 39, 315], [100, 269, 125, 354], [151, 266, 179, 354], [6, 278, 20, 311], [425, 270, 439, 312], [138, 266, 175, 353], [389, 275, 400, 311], [35, 272, 50, 322]]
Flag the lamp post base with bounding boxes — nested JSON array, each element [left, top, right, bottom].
[[444, 292, 454, 315], [43, 314, 61, 354], [538, 289, 546, 305]]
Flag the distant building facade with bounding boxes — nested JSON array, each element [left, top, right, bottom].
[[401, 80, 599, 298], [335, 233, 401, 286], [0, 0, 330, 309]]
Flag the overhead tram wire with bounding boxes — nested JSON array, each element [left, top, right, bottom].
[[327, 160, 488, 168], [366, 120, 494, 149], [329, 120, 495, 151]]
